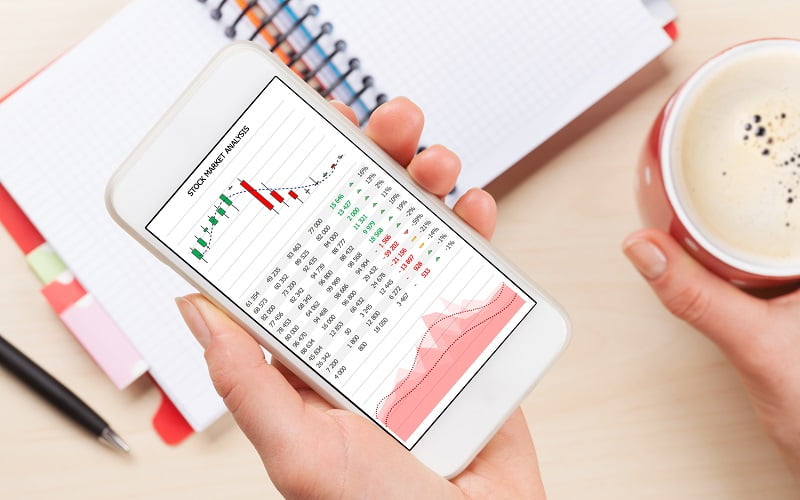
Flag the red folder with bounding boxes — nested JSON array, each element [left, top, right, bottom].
[[0, 70, 194, 446]]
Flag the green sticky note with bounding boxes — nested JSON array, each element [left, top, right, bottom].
[[26, 244, 68, 284]]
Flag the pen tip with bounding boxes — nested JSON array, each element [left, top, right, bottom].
[[100, 427, 131, 453]]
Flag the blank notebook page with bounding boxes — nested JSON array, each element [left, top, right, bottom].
[[0, 0, 232, 430], [315, 0, 672, 202]]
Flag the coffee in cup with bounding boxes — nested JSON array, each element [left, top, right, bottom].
[[638, 39, 800, 286]]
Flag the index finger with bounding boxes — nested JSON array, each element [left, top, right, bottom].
[[365, 97, 424, 166]]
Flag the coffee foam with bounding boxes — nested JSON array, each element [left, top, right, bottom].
[[671, 44, 800, 270]]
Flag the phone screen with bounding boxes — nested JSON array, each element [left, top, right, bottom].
[[147, 77, 535, 448]]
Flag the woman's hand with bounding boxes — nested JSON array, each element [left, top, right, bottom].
[[624, 229, 800, 478], [177, 98, 547, 499]]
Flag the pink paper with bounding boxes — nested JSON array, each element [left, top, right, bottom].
[[59, 294, 147, 389]]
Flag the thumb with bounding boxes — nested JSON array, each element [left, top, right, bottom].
[[623, 229, 770, 366], [175, 294, 308, 456]]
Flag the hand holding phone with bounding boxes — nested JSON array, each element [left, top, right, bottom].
[[177, 97, 547, 498], [106, 44, 568, 478]]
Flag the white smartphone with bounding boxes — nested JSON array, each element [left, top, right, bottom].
[[106, 43, 569, 477]]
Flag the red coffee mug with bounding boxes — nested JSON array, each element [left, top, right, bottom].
[[637, 39, 800, 288]]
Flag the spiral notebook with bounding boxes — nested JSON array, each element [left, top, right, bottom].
[[0, 0, 675, 431]]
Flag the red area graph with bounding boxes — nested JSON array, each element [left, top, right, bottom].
[[376, 283, 524, 441]]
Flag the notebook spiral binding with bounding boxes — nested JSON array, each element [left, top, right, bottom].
[[196, 0, 387, 125]]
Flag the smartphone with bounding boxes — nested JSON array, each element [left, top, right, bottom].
[[106, 43, 569, 477]]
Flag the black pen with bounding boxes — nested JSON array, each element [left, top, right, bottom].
[[0, 334, 129, 452]]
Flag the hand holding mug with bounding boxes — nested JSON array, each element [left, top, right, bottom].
[[624, 228, 800, 478], [629, 40, 800, 478]]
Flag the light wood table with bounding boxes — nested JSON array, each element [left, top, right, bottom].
[[0, 1, 797, 498]]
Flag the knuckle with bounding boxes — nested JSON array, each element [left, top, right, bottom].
[[269, 454, 317, 499], [212, 368, 245, 417], [734, 325, 782, 379], [274, 480, 314, 500], [205, 347, 246, 416], [663, 283, 712, 325]]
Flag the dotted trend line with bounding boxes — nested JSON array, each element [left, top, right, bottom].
[[374, 284, 507, 419], [379, 288, 519, 427], [226, 176, 330, 198], [373, 287, 506, 416], [194, 209, 222, 259]]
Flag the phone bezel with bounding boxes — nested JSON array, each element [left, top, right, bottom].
[[106, 43, 570, 477]]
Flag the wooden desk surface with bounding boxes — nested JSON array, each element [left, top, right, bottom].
[[0, 1, 797, 498]]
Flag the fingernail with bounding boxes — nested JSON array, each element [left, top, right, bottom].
[[175, 297, 211, 348], [623, 239, 667, 280]]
